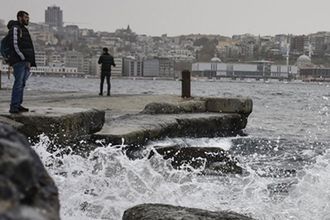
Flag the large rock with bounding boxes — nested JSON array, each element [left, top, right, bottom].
[[142, 101, 206, 114], [0, 123, 60, 220], [149, 145, 242, 175], [123, 203, 255, 220], [204, 98, 253, 117], [93, 113, 246, 145], [142, 98, 253, 117], [1, 107, 104, 143], [0, 116, 24, 130]]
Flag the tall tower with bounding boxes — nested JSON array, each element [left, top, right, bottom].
[[45, 6, 63, 29]]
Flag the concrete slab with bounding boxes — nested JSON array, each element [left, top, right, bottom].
[[93, 113, 246, 145]]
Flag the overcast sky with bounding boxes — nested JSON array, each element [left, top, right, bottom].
[[1, 0, 330, 36]]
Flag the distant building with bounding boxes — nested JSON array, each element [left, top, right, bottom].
[[64, 50, 84, 73], [63, 25, 79, 42], [143, 57, 175, 77], [0, 62, 78, 75], [112, 58, 123, 77], [143, 58, 159, 77], [192, 58, 298, 79], [47, 51, 64, 67], [296, 54, 313, 69], [290, 35, 306, 55], [82, 56, 92, 74], [167, 49, 195, 61], [300, 67, 330, 81], [90, 55, 101, 76], [123, 56, 143, 77], [312, 36, 325, 56], [32, 66, 79, 75], [45, 6, 63, 29], [35, 50, 47, 66], [159, 58, 174, 77]]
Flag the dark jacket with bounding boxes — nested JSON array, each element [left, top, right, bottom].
[[98, 52, 116, 73], [7, 20, 36, 67]]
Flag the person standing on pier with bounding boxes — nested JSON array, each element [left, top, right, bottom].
[[98, 47, 116, 96], [7, 11, 36, 113]]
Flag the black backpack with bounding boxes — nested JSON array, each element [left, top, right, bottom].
[[0, 26, 21, 63], [0, 34, 11, 63]]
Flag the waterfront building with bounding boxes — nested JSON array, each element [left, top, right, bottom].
[[192, 58, 298, 79], [143, 57, 175, 77], [143, 58, 159, 77], [112, 58, 123, 77], [295, 53, 330, 81], [123, 56, 143, 77], [296, 54, 313, 69], [159, 58, 175, 77], [300, 67, 330, 81]]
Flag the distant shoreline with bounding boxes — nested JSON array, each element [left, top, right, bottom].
[[1, 72, 330, 84]]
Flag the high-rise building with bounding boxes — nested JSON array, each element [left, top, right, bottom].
[[123, 56, 143, 77], [45, 6, 63, 29], [290, 35, 306, 55]]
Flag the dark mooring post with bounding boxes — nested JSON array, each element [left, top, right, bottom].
[[181, 70, 191, 98]]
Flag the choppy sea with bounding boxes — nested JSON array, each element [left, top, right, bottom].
[[3, 76, 330, 219]]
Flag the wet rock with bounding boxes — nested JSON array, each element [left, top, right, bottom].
[[122, 203, 255, 220], [205, 97, 253, 117], [0, 116, 24, 130], [2, 107, 104, 144], [149, 145, 243, 175], [0, 123, 60, 220]]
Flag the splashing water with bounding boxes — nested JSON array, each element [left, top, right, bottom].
[[31, 135, 330, 220]]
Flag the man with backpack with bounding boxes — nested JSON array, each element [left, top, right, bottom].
[[3, 11, 36, 113]]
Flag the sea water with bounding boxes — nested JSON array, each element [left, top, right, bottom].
[[3, 77, 330, 219]]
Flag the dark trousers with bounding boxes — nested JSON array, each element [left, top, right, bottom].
[[100, 72, 111, 95]]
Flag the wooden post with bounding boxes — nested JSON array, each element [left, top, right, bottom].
[[181, 70, 191, 98]]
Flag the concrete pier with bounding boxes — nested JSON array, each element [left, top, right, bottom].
[[0, 89, 252, 145]]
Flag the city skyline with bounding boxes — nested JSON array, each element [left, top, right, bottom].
[[1, 0, 330, 36]]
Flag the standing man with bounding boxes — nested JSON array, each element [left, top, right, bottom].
[[98, 47, 115, 96], [8, 11, 36, 113]]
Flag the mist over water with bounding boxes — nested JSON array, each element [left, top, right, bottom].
[[3, 76, 329, 219]]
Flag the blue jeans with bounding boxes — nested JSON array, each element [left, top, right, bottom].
[[10, 62, 31, 110]]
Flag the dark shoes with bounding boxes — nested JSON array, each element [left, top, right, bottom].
[[18, 106, 29, 112], [9, 105, 29, 114], [99, 93, 103, 96], [107, 93, 110, 96], [9, 108, 20, 114]]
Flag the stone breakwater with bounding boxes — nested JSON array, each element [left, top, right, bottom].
[[0, 92, 252, 147]]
